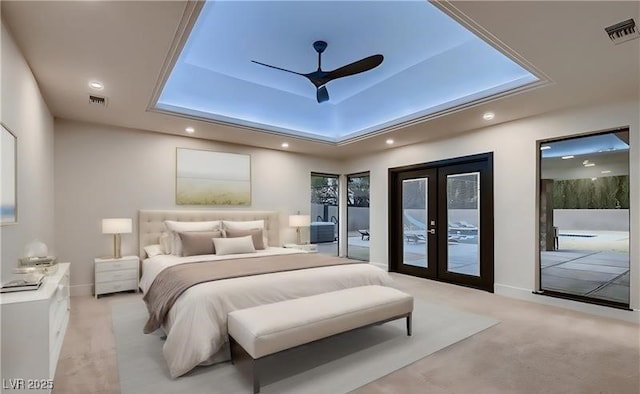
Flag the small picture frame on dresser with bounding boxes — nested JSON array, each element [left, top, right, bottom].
[[94, 255, 139, 298]]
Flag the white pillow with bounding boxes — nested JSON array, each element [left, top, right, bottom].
[[223, 220, 268, 247], [213, 235, 256, 256], [164, 220, 221, 256], [159, 232, 172, 254], [144, 244, 164, 258]]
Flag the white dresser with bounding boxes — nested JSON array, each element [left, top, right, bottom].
[[0, 262, 70, 393], [94, 256, 139, 298]]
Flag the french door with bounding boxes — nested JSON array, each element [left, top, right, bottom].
[[389, 153, 494, 292]]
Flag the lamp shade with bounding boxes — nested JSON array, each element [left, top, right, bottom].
[[102, 218, 132, 234], [289, 215, 310, 227]]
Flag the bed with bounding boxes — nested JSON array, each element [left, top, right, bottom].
[[138, 209, 396, 378]]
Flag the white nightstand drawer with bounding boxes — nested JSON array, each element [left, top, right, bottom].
[[96, 268, 137, 283], [95, 258, 138, 272], [95, 279, 138, 295]]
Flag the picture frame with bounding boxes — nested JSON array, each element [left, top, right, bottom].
[[176, 148, 251, 206], [1, 123, 17, 225]]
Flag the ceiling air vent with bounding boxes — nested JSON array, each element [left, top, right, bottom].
[[605, 18, 639, 45], [88, 95, 107, 106]]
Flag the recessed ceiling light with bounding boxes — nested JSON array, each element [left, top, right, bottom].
[[540, 146, 551, 150], [482, 112, 495, 120], [281, 142, 289, 148], [185, 127, 195, 134], [88, 81, 104, 90], [601, 170, 611, 174], [386, 139, 394, 145], [584, 163, 595, 167], [561, 155, 574, 159]]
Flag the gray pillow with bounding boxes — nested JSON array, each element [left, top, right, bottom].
[[178, 230, 223, 256], [225, 228, 265, 250]]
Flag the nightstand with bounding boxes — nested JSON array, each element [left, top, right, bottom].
[[283, 243, 318, 253], [94, 255, 139, 298]]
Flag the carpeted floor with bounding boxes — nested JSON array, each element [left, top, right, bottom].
[[112, 298, 497, 394]]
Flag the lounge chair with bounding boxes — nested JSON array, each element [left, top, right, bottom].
[[405, 233, 426, 244], [358, 229, 370, 240]]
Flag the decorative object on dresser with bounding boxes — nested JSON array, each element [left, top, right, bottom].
[[102, 218, 133, 259], [95, 255, 139, 299], [1, 263, 70, 392], [18, 239, 58, 275], [1, 272, 44, 293], [176, 148, 251, 206], [288, 214, 310, 245]]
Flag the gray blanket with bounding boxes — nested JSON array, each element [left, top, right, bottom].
[[143, 253, 363, 333]]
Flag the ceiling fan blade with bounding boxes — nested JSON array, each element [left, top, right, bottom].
[[326, 54, 383, 82], [316, 86, 329, 103], [251, 60, 302, 76]]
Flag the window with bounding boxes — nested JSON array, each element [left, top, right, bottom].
[[539, 129, 630, 307]]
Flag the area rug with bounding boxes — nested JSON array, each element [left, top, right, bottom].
[[112, 297, 498, 394]]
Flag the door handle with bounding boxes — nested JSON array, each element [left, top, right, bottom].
[[428, 229, 436, 235]]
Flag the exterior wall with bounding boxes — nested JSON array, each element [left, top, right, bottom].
[[554, 209, 630, 231]]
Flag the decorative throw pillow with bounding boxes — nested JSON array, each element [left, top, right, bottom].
[[225, 228, 265, 250], [178, 230, 223, 257], [164, 220, 222, 256], [143, 244, 164, 258], [213, 236, 256, 256], [222, 220, 268, 247]]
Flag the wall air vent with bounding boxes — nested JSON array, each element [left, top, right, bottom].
[[605, 18, 639, 45], [88, 95, 107, 106]]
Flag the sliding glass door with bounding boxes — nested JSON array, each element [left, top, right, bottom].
[[310, 173, 339, 256], [539, 129, 630, 307], [347, 173, 370, 261]]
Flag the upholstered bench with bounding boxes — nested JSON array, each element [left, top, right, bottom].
[[227, 285, 414, 393]]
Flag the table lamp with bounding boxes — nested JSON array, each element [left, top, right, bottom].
[[102, 218, 132, 259], [289, 214, 310, 245]]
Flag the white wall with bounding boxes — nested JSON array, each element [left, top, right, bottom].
[[54, 119, 342, 294], [343, 99, 639, 315], [0, 22, 55, 281]]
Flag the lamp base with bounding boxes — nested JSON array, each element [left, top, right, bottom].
[[296, 227, 301, 245], [112, 234, 122, 259]]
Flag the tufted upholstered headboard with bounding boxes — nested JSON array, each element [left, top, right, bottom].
[[138, 209, 280, 259]]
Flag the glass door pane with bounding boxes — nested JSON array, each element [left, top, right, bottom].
[[402, 178, 428, 267], [446, 172, 480, 276], [347, 173, 370, 261], [311, 173, 339, 256], [539, 130, 630, 307]]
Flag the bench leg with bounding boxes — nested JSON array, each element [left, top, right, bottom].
[[252, 359, 260, 394], [406, 313, 412, 336]]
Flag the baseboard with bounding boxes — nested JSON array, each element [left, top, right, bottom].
[[70, 283, 93, 297], [369, 261, 388, 270], [495, 283, 639, 324]]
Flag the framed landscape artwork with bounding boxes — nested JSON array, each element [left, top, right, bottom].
[[1, 123, 17, 224], [176, 148, 251, 205]]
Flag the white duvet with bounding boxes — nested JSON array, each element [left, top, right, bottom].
[[140, 248, 396, 378]]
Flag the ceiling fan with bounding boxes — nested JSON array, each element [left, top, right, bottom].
[[252, 41, 383, 103]]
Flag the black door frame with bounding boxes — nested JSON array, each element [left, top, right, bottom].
[[388, 153, 494, 292]]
